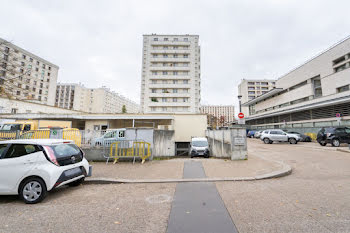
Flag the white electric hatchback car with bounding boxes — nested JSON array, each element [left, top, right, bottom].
[[0, 139, 92, 204]]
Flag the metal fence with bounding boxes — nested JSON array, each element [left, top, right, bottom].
[[0, 129, 124, 149]]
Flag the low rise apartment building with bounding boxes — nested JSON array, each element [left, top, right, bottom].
[[243, 36, 350, 129], [55, 83, 139, 113], [238, 79, 276, 116], [200, 105, 235, 127], [0, 38, 59, 106]]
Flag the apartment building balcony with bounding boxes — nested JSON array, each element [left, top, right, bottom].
[[149, 75, 190, 80], [148, 83, 191, 88], [149, 66, 190, 71], [149, 93, 191, 98], [149, 57, 191, 62], [150, 49, 190, 54], [151, 41, 191, 45], [148, 101, 192, 107]]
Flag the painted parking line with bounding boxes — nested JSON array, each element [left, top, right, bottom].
[[166, 161, 238, 233]]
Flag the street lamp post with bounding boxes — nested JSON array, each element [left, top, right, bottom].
[[237, 95, 242, 113]]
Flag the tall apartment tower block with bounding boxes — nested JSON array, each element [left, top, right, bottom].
[[140, 34, 201, 114]]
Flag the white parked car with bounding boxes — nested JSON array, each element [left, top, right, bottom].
[[254, 130, 263, 138], [260, 129, 301, 144], [0, 139, 92, 204]]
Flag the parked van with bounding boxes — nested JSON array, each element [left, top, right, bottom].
[[92, 128, 126, 146], [190, 137, 210, 158]]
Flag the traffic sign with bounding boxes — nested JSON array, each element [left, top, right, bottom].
[[238, 112, 244, 119], [336, 113, 341, 118]]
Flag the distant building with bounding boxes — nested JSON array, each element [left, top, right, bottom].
[[243, 36, 350, 128], [55, 83, 139, 113], [140, 34, 201, 114], [200, 105, 235, 127], [238, 79, 276, 116], [0, 38, 59, 106]]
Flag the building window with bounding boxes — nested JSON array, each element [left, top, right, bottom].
[[48, 66, 51, 70], [3, 54, 8, 61], [162, 98, 167, 102], [21, 62, 25, 66], [164, 38, 168, 41], [248, 87, 255, 90], [11, 108, 18, 114], [173, 98, 177, 102], [312, 76, 322, 98], [22, 54, 26, 59], [248, 82, 255, 85], [248, 91, 255, 95], [42, 64, 46, 69], [184, 38, 188, 41], [261, 82, 268, 85], [337, 85, 349, 93], [173, 71, 178, 75], [153, 54, 158, 58], [36, 61, 39, 65], [16, 91, 21, 95], [163, 71, 168, 75], [4, 47, 9, 53], [29, 58, 33, 62], [162, 107, 167, 112], [173, 80, 178, 84], [183, 80, 188, 84], [173, 89, 178, 93], [184, 54, 188, 58], [152, 89, 156, 93], [154, 38, 158, 41], [163, 46, 168, 49], [163, 54, 168, 58], [152, 80, 157, 84], [334, 63, 347, 73], [152, 71, 157, 75]]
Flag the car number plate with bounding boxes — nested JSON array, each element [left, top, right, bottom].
[[65, 167, 82, 177]]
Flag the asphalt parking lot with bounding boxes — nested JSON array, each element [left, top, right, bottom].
[[1, 138, 350, 233]]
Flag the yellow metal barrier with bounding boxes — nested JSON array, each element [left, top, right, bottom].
[[109, 141, 151, 164], [305, 132, 317, 141]]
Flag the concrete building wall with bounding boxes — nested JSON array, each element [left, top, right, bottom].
[[0, 97, 79, 114], [0, 38, 59, 106], [153, 130, 175, 157], [141, 34, 201, 114], [173, 114, 207, 142]]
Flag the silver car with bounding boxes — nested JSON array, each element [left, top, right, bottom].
[[260, 129, 301, 144]]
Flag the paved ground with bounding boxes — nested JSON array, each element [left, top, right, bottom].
[[90, 154, 282, 180], [0, 183, 176, 233], [1, 138, 349, 233], [217, 139, 350, 233], [167, 161, 238, 233]]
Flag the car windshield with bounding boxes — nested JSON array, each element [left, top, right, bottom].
[[192, 141, 208, 147], [0, 124, 22, 131]]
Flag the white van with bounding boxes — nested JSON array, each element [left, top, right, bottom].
[[190, 137, 210, 158]]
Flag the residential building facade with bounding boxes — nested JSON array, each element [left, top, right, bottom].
[[55, 83, 139, 113], [200, 105, 235, 127], [238, 79, 276, 116], [243, 36, 350, 129], [140, 34, 201, 114], [0, 38, 59, 106]]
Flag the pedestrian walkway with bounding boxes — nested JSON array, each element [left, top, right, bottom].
[[166, 161, 238, 233]]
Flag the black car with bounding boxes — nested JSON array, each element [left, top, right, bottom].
[[317, 127, 350, 147], [288, 131, 312, 142]]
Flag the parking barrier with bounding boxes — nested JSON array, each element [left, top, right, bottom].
[[107, 140, 151, 164]]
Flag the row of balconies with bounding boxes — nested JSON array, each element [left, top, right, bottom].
[[149, 66, 191, 71], [148, 83, 191, 88]]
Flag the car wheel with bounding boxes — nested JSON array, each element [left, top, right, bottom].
[[19, 177, 47, 204], [263, 138, 270, 144], [289, 138, 297, 144], [68, 177, 85, 187], [332, 139, 340, 147], [319, 141, 327, 146], [269, 141, 273, 144]]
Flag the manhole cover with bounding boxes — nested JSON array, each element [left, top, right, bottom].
[[145, 194, 172, 204]]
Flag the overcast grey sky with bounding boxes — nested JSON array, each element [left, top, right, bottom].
[[1, 0, 350, 111]]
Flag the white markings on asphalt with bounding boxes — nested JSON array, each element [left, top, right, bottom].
[[146, 194, 172, 204]]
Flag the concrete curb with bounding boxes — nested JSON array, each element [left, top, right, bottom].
[[337, 148, 350, 154], [85, 159, 292, 184]]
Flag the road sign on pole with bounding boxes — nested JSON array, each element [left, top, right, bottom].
[[238, 112, 244, 119]]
